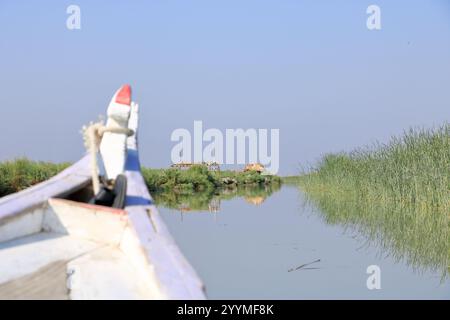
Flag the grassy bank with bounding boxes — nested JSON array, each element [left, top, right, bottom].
[[298, 123, 449, 210], [297, 123, 450, 276], [0, 158, 70, 197], [142, 165, 281, 194], [0, 159, 281, 198]]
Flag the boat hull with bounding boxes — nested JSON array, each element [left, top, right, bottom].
[[0, 104, 206, 300]]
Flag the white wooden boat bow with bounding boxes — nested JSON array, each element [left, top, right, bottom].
[[0, 86, 206, 300]]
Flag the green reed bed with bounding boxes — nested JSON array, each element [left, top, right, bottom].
[[299, 123, 449, 210], [0, 158, 70, 197], [297, 123, 450, 277], [142, 165, 281, 194]]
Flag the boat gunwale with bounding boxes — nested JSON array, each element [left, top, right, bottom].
[[0, 156, 92, 222], [123, 103, 207, 299], [0, 102, 207, 300]]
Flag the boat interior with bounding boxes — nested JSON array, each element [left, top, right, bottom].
[[0, 185, 163, 300]]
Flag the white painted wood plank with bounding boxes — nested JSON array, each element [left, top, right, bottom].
[[124, 103, 207, 300], [68, 246, 158, 300], [0, 232, 100, 285]]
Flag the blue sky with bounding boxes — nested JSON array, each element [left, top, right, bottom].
[[0, 0, 449, 175]]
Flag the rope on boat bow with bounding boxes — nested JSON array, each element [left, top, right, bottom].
[[82, 120, 134, 195]]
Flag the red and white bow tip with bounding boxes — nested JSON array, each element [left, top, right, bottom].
[[115, 84, 132, 106]]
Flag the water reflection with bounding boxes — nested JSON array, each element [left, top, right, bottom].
[[156, 181, 450, 280], [158, 184, 450, 298], [152, 183, 282, 213], [300, 189, 450, 280]]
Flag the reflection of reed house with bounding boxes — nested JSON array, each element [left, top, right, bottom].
[[244, 196, 265, 206], [208, 198, 220, 213], [178, 197, 221, 214]]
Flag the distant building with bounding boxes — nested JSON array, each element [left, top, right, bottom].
[[171, 162, 221, 171]]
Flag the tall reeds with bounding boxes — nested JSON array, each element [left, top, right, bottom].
[[299, 123, 449, 210]]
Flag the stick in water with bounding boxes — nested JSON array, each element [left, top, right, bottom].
[[288, 259, 321, 272]]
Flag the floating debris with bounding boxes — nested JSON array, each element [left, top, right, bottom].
[[288, 259, 321, 272]]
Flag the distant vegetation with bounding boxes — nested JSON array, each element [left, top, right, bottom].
[[298, 123, 449, 210], [0, 158, 70, 197], [142, 165, 281, 194], [0, 159, 281, 199]]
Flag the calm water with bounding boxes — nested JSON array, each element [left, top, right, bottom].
[[158, 185, 450, 299]]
